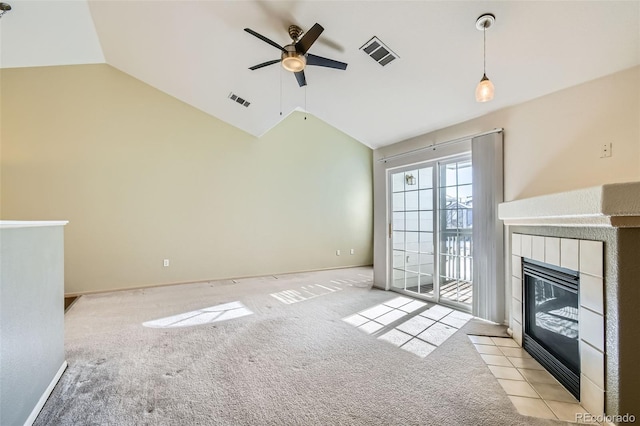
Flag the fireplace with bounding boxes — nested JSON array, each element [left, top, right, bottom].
[[499, 182, 640, 417], [523, 259, 580, 398]]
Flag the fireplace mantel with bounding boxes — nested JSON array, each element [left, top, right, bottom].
[[498, 181, 640, 227]]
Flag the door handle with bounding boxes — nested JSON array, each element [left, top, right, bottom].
[[389, 223, 392, 239]]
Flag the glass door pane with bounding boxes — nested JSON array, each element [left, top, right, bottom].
[[390, 166, 435, 296], [438, 158, 473, 307]]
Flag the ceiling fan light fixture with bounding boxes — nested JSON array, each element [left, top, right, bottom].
[[475, 13, 495, 103], [0, 2, 11, 19], [281, 44, 306, 72], [281, 54, 306, 72]]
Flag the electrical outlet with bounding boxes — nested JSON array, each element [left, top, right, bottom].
[[163, 259, 170, 267], [336, 250, 341, 256], [601, 143, 612, 158], [350, 249, 355, 255]]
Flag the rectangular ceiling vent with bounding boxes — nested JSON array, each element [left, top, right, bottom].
[[228, 92, 250, 108], [360, 36, 399, 66]]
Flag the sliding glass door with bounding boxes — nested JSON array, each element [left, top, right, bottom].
[[391, 166, 435, 297], [389, 155, 472, 309], [438, 158, 473, 306]]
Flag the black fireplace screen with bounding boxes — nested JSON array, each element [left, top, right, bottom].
[[523, 259, 580, 398]]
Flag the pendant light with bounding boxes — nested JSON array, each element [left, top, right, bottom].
[[475, 14, 495, 102]]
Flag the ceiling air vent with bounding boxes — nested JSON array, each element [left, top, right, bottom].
[[360, 36, 399, 66], [228, 92, 250, 108]]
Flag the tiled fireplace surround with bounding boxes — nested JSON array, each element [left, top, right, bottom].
[[499, 182, 640, 421], [509, 233, 605, 416]]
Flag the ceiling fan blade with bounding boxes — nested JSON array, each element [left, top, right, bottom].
[[294, 71, 307, 87], [244, 28, 286, 53], [249, 59, 281, 70], [295, 23, 324, 54], [306, 54, 348, 70]]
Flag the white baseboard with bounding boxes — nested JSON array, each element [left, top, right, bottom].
[[24, 361, 67, 426]]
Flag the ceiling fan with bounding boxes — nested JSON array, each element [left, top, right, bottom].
[[244, 23, 347, 87]]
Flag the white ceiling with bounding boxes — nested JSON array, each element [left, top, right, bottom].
[[2, 1, 639, 149], [0, 1, 103, 68]]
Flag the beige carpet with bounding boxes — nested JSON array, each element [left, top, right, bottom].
[[35, 267, 568, 425]]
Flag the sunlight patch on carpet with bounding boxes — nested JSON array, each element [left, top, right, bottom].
[[143, 301, 253, 328], [270, 276, 372, 305], [343, 297, 473, 358], [270, 283, 342, 304]]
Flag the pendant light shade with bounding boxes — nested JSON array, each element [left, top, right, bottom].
[[475, 14, 495, 102], [475, 74, 494, 102]]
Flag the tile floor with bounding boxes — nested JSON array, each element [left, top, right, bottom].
[[343, 296, 472, 358], [469, 335, 596, 424], [343, 294, 599, 423]]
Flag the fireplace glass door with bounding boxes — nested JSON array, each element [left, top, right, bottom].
[[523, 259, 580, 398]]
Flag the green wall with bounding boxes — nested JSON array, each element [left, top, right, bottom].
[[1, 64, 373, 294]]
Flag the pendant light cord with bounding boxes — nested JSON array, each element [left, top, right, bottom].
[[483, 26, 486, 75]]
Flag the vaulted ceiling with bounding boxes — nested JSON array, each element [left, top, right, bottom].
[[2, 1, 639, 148]]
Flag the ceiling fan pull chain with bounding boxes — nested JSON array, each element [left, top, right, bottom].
[[280, 67, 283, 116]]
